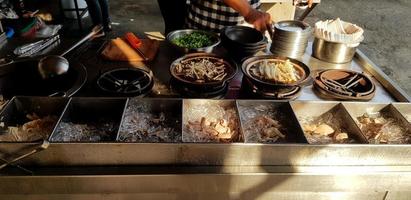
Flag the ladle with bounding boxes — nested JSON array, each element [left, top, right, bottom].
[[38, 25, 103, 79]]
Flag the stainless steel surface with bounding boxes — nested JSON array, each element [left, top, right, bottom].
[[0, 140, 49, 170], [0, 167, 410, 199], [295, 42, 402, 102], [166, 29, 220, 53], [393, 103, 411, 123], [38, 25, 103, 79], [312, 37, 357, 64]]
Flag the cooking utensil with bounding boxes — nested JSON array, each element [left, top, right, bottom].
[[0, 140, 49, 170], [14, 34, 60, 57], [241, 55, 311, 90], [170, 53, 238, 89], [38, 25, 103, 79], [0, 59, 87, 98], [166, 29, 220, 53]]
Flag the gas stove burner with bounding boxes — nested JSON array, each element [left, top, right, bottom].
[[240, 77, 302, 100], [97, 68, 154, 97], [313, 69, 375, 101], [169, 78, 228, 99]]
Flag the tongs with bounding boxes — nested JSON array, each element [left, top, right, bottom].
[[0, 140, 49, 171]]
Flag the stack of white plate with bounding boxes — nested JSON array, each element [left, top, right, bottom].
[[270, 20, 312, 59]]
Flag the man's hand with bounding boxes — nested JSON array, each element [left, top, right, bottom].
[[244, 9, 272, 32]]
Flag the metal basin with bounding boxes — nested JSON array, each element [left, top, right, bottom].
[[312, 37, 357, 64]]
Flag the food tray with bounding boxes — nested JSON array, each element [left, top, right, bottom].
[[0, 96, 68, 142], [117, 98, 182, 143], [49, 98, 127, 142], [0, 97, 410, 167], [236, 100, 307, 143], [343, 102, 411, 144], [290, 101, 368, 144], [182, 99, 242, 143]]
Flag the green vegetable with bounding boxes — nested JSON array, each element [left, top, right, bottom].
[[172, 32, 214, 49]]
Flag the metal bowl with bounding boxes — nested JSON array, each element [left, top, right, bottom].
[[167, 29, 221, 53], [312, 37, 357, 64], [242, 55, 311, 89]]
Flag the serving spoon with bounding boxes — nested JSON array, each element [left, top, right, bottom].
[[38, 25, 103, 79]]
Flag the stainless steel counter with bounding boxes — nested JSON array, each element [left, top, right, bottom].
[[0, 40, 410, 200]]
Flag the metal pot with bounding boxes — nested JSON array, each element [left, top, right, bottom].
[[312, 37, 357, 64], [170, 53, 237, 89], [241, 55, 311, 90]]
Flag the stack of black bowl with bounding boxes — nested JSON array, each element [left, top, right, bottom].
[[221, 26, 267, 61]]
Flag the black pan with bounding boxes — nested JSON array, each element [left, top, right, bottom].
[[0, 58, 87, 99]]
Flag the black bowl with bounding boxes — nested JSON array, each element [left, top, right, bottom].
[[220, 26, 267, 47]]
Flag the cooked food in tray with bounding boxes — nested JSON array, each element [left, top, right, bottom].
[[357, 112, 410, 144], [245, 115, 285, 143], [249, 59, 302, 84], [172, 32, 213, 49], [0, 113, 58, 142], [174, 57, 228, 83], [183, 101, 239, 142], [301, 115, 358, 144], [51, 121, 116, 142], [118, 104, 180, 142]]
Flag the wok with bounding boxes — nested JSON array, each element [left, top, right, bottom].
[[0, 58, 87, 99]]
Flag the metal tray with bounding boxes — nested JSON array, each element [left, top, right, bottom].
[[343, 102, 411, 144], [290, 101, 368, 144], [117, 98, 182, 143], [182, 99, 242, 143], [236, 100, 307, 143], [0, 96, 69, 142], [49, 97, 127, 142]]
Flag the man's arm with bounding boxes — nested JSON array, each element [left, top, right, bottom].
[[222, 0, 272, 32]]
